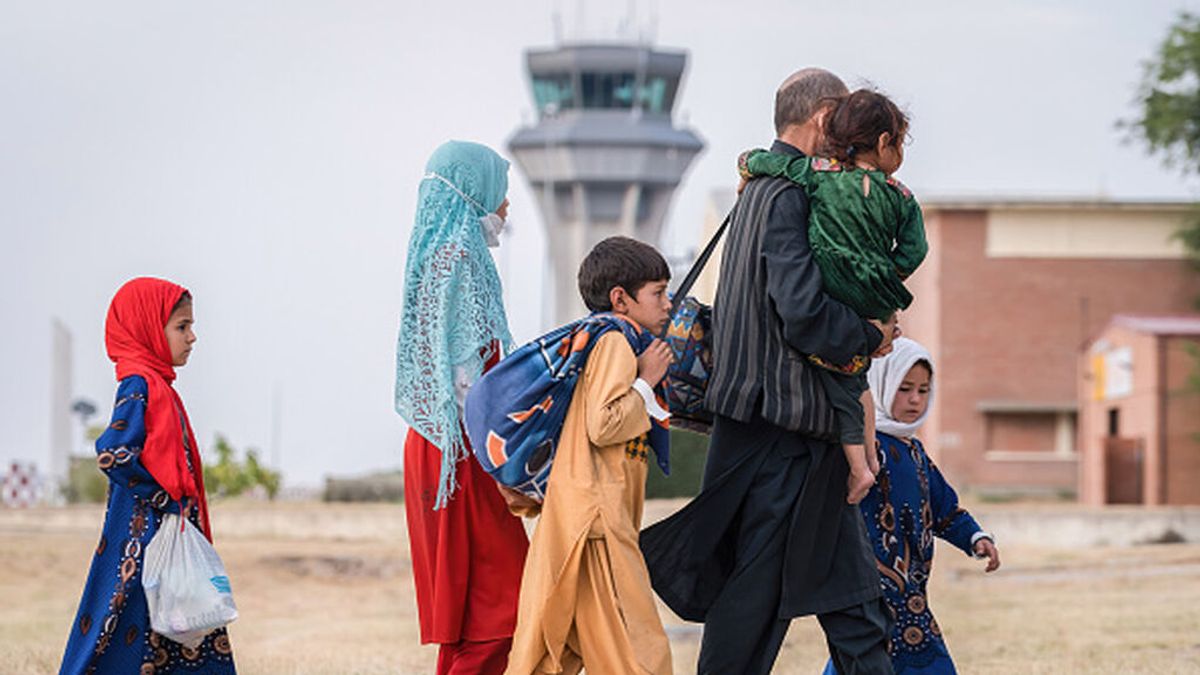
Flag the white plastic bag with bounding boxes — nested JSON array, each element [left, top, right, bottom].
[[143, 512, 238, 648]]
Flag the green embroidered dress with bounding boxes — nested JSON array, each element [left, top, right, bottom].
[[741, 150, 927, 321]]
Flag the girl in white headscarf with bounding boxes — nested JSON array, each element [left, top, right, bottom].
[[824, 337, 1000, 675]]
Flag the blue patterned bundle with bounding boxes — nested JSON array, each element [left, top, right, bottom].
[[464, 313, 670, 501]]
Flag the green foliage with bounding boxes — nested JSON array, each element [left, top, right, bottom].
[[1186, 344, 1200, 412], [202, 434, 281, 500], [1127, 12, 1200, 281], [1188, 343, 1200, 391], [1179, 211, 1200, 281], [1128, 13, 1200, 388], [645, 428, 709, 499], [63, 456, 108, 504], [1126, 13, 1200, 172]]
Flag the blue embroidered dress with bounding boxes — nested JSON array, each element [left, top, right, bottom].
[[60, 376, 236, 675], [824, 432, 982, 675]]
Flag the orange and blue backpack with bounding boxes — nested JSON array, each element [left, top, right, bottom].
[[464, 313, 670, 501]]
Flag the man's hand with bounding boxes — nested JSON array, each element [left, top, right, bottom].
[[497, 485, 541, 515], [974, 538, 1001, 573], [637, 339, 674, 387], [869, 314, 901, 358], [866, 442, 881, 477], [846, 465, 875, 505]]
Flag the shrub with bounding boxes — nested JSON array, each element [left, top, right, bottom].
[[646, 428, 709, 499]]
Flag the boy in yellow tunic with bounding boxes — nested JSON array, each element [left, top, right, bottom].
[[504, 236, 675, 675]]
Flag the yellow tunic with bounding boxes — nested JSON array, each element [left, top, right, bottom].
[[505, 331, 672, 675]]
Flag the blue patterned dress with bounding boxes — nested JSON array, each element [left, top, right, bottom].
[[60, 376, 236, 675], [824, 432, 983, 675]]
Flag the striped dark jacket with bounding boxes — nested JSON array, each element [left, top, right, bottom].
[[705, 170, 875, 440]]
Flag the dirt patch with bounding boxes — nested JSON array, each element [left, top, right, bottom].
[[259, 554, 408, 579], [1140, 527, 1188, 544]]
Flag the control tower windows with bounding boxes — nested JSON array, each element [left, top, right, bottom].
[[533, 74, 575, 114], [582, 72, 637, 109], [533, 72, 681, 114]]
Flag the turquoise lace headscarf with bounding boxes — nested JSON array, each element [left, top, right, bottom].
[[395, 140, 514, 509]]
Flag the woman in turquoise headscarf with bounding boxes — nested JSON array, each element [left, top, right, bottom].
[[395, 140, 529, 674]]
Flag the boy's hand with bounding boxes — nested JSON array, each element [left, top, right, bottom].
[[637, 339, 674, 388], [974, 538, 1001, 572]]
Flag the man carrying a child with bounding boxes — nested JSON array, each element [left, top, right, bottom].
[[641, 67, 897, 675]]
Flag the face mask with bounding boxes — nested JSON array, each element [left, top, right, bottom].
[[480, 212, 507, 248]]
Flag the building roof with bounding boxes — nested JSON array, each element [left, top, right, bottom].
[[509, 110, 704, 151], [527, 43, 689, 78], [1110, 314, 1200, 336]]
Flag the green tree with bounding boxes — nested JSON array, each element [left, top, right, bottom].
[[1126, 11, 1200, 284], [1127, 12, 1200, 397], [203, 434, 282, 499], [63, 456, 108, 503], [645, 429, 708, 499], [243, 449, 281, 499]]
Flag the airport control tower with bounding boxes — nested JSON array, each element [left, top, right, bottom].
[[509, 42, 704, 324]]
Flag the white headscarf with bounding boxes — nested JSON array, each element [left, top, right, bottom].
[[867, 337, 935, 439]]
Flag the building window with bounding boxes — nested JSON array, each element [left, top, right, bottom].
[[532, 74, 575, 113], [986, 412, 1057, 453], [1108, 408, 1120, 437], [636, 76, 679, 113], [983, 409, 1076, 457], [581, 72, 637, 109], [534, 72, 679, 114]]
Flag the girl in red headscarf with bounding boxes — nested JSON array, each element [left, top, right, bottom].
[[60, 277, 236, 675]]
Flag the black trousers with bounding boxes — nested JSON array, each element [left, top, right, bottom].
[[696, 415, 892, 675]]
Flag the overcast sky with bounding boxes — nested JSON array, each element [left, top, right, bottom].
[[3, 0, 1198, 488]]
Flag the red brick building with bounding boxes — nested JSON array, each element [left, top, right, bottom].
[[694, 195, 1200, 497], [1078, 316, 1200, 506], [901, 198, 1200, 497]]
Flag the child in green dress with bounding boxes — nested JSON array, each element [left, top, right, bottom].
[[737, 88, 927, 504]]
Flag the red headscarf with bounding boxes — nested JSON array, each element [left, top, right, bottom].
[[105, 277, 211, 539]]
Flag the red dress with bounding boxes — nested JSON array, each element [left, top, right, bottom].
[[404, 429, 529, 645]]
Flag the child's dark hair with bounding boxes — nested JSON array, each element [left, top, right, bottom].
[[578, 236, 671, 312], [822, 89, 908, 164], [171, 291, 192, 314]]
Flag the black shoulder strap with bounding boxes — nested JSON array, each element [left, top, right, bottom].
[[671, 209, 733, 316]]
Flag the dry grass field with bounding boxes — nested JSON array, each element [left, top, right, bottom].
[[2, 500, 1199, 674]]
